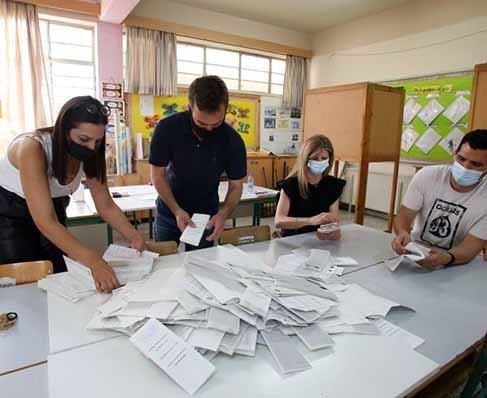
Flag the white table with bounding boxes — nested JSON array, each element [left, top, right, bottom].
[[0, 363, 48, 398], [0, 284, 48, 375], [5, 225, 486, 396], [67, 182, 279, 242]]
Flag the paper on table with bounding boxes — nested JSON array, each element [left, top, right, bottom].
[[371, 318, 424, 349], [261, 328, 311, 375], [64, 257, 96, 290], [207, 307, 240, 335], [239, 284, 271, 318], [180, 213, 210, 246], [186, 327, 225, 352], [415, 127, 442, 154], [294, 324, 335, 351], [130, 319, 215, 396], [234, 325, 258, 356], [103, 244, 159, 260], [306, 249, 331, 272], [332, 257, 358, 267], [178, 291, 210, 314], [219, 323, 249, 355], [278, 295, 335, 312], [385, 242, 429, 272]]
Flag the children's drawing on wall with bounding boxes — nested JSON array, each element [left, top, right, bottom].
[[290, 107, 301, 119], [291, 120, 301, 130], [292, 134, 299, 141], [264, 105, 276, 117], [277, 119, 289, 129], [264, 118, 276, 129]]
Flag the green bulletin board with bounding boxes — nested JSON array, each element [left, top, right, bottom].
[[392, 75, 473, 162]]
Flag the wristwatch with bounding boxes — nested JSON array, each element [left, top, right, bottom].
[[445, 251, 456, 266]]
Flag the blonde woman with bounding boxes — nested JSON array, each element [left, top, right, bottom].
[[274, 134, 345, 240]]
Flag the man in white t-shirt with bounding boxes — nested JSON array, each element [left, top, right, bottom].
[[392, 129, 487, 269]]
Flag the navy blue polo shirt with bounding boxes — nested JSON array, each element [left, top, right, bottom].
[[149, 110, 247, 218]]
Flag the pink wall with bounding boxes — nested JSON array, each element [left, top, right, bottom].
[[97, 21, 123, 97]]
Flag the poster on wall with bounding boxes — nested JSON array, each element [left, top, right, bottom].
[[130, 94, 258, 149], [392, 75, 473, 162], [102, 82, 123, 99], [260, 96, 301, 154]]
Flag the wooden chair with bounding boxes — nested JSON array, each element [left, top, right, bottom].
[[0, 260, 53, 284], [219, 225, 271, 246], [461, 334, 487, 398], [483, 242, 487, 262], [145, 240, 178, 256]]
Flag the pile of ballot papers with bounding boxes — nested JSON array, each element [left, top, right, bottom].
[[75, 245, 418, 395], [38, 244, 158, 302]]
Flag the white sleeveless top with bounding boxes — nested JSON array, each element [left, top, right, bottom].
[[0, 132, 83, 198]]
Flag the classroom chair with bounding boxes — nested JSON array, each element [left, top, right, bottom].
[[0, 260, 53, 285], [219, 225, 271, 246], [461, 333, 487, 398], [483, 242, 487, 262], [145, 240, 178, 256]]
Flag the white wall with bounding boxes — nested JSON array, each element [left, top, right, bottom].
[[132, 0, 312, 50], [310, 0, 487, 87]]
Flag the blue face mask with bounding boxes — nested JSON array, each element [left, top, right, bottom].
[[451, 161, 485, 186], [307, 159, 329, 175]]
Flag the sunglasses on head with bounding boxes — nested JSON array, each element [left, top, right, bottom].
[[82, 103, 111, 117]]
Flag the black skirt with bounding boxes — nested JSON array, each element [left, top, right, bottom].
[[0, 185, 70, 273]]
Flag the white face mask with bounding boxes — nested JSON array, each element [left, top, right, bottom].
[[451, 161, 485, 186], [307, 159, 329, 175]]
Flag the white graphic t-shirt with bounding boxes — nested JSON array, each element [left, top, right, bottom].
[[403, 165, 487, 250]]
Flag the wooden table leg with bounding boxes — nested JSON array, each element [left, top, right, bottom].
[[387, 159, 400, 233], [355, 160, 369, 225]]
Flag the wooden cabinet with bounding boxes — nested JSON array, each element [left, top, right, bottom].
[[273, 156, 297, 186], [303, 82, 405, 231], [246, 155, 273, 188], [470, 63, 487, 130]]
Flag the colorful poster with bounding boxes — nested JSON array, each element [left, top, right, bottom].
[[130, 94, 257, 148], [391, 75, 473, 162]]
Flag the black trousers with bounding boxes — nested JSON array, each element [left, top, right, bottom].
[[0, 186, 70, 273]]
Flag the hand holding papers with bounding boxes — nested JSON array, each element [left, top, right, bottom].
[[385, 242, 430, 271], [180, 213, 210, 246]]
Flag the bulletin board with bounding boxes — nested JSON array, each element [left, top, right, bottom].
[[129, 91, 259, 149], [390, 74, 473, 162]]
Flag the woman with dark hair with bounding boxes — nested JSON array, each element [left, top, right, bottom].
[[274, 134, 346, 240], [0, 96, 145, 292]]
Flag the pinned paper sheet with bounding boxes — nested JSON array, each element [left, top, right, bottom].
[[439, 127, 465, 155], [401, 127, 420, 152], [385, 242, 430, 272], [443, 96, 470, 125], [417, 99, 444, 126], [403, 99, 422, 124], [180, 213, 210, 247], [415, 127, 442, 154]]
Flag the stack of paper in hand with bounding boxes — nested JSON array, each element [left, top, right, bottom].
[[38, 244, 158, 302], [385, 242, 430, 272]]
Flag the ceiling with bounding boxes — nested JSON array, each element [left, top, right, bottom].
[[168, 0, 411, 33]]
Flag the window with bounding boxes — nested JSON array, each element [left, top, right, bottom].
[[176, 42, 286, 95], [40, 17, 96, 115]]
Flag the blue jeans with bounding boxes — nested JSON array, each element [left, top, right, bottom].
[[155, 213, 214, 252]]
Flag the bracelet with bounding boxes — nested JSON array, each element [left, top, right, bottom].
[[446, 252, 456, 266]]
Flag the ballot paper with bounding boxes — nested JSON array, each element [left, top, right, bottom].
[[180, 213, 210, 246], [306, 249, 331, 272], [37, 272, 95, 303], [261, 328, 311, 375], [130, 319, 215, 396], [371, 317, 424, 349], [187, 327, 225, 352], [240, 283, 272, 318], [219, 322, 250, 355], [234, 325, 258, 356], [385, 242, 430, 272], [294, 324, 335, 351], [207, 307, 240, 335], [318, 223, 340, 234], [332, 257, 359, 266]]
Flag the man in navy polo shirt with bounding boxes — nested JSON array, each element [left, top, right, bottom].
[[149, 75, 247, 250]]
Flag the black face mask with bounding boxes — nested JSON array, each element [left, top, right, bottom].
[[188, 109, 222, 139], [67, 139, 97, 162]]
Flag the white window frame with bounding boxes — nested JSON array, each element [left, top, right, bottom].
[[40, 16, 97, 114]]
